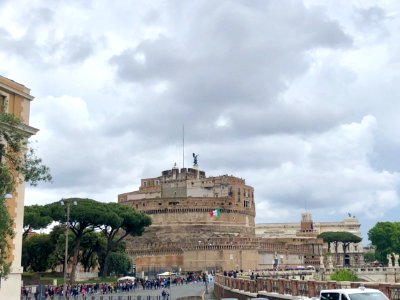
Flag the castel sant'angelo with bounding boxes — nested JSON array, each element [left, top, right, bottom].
[[118, 157, 328, 275]]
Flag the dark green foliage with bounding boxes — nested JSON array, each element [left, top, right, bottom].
[[0, 165, 13, 197], [21, 199, 152, 280], [364, 252, 377, 263], [318, 231, 362, 249], [23, 205, 53, 239], [22, 234, 54, 272], [106, 252, 131, 276], [0, 197, 13, 278], [43, 198, 151, 282], [22, 225, 79, 273], [97, 202, 151, 276], [330, 268, 358, 281], [47, 225, 76, 272], [79, 231, 105, 272], [44, 198, 109, 283], [368, 222, 400, 264]]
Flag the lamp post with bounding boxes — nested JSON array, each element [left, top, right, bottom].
[[61, 200, 77, 299], [198, 241, 202, 271], [205, 244, 207, 274]]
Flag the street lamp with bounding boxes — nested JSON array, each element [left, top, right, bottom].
[[61, 199, 77, 299]]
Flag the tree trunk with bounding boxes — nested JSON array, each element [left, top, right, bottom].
[[334, 242, 339, 266], [69, 237, 82, 284], [100, 243, 113, 277]]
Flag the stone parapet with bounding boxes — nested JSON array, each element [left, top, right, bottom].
[[215, 274, 400, 300]]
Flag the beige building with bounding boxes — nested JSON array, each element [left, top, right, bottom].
[[0, 76, 37, 300], [119, 165, 323, 275], [256, 213, 364, 267]]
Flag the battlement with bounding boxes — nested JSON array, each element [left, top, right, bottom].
[[161, 167, 206, 180], [119, 167, 253, 204]]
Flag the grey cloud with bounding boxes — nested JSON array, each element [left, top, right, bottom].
[[110, 36, 186, 83], [0, 3, 100, 68], [0, 28, 41, 60], [56, 35, 97, 64], [0, 23, 100, 66], [108, 1, 352, 144], [356, 6, 388, 26]]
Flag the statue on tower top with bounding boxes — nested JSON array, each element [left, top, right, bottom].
[[192, 153, 199, 166]]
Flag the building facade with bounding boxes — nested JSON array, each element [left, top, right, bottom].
[[118, 165, 324, 275], [255, 213, 364, 267], [0, 76, 38, 300]]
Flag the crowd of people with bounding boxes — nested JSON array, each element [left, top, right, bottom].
[[20, 273, 212, 299], [21, 282, 121, 299]]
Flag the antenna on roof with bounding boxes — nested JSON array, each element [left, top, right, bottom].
[[182, 124, 185, 169]]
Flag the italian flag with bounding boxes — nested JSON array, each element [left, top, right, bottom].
[[210, 208, 221, 217]]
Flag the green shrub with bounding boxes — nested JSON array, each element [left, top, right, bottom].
[[330, 268, 358, 281]]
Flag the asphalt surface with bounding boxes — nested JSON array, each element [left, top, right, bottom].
[[22, 281, 215, 300]]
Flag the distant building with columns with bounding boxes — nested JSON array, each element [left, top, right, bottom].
[[0, 76, 38, 300], [256, 213, 364, 267]]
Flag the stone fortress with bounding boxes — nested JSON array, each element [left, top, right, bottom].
[[118, 160, 326, 275]]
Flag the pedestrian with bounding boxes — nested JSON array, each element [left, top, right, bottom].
[[161, 289, 167, 300]]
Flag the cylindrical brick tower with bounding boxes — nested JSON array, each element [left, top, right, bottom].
[[118, 164, 257, 273]]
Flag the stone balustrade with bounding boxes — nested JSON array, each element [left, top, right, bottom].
[[214, 274, 400, 300]]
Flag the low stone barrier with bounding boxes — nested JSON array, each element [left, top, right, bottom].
[[214, 274, 400, 300]]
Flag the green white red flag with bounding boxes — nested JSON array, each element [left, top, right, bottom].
[[210, 208, 220, 217]]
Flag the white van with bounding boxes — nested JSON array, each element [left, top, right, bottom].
[[320, 287, 389, 300]]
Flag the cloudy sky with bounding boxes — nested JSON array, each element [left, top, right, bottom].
[[1, 0, 399, 240]]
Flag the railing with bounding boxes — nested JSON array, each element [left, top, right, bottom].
[[215, 274, 400, 300]]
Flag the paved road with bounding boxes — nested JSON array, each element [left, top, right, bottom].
[[22, 282, 214, 300]]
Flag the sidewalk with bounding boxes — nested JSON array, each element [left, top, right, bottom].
[[203, 282, 215, 300]]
